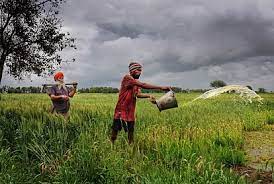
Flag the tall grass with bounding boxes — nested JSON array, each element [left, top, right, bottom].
[[0, 93, 272, 183]]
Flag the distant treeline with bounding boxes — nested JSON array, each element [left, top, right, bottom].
[[78, 87, 119, 93], [78, 87, 212, 93], [0, 86, 119, 94], [0, 86, 121, 94], [0, 86, 42, 93], [141, 87, 209, 93], [0, 85, 270, 94], [0, 86, 208, 94]]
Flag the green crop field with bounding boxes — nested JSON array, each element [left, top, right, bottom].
[[0, 93, 273, 183]]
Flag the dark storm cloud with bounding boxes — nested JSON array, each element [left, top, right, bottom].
[[96, 23, 143, 39], [2, 0, 274, 90], [72, 0, 274, 73]]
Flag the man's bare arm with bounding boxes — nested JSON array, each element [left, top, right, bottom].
[[136, 93, 151, 98], [69, 87, 76, 97], [69, 83, 77, 97], [136, 93, 157, 104], [133, 80, 170, 91], [50, 95, 67, 101]]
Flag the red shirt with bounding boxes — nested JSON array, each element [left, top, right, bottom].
[[114, 74, 150, 122]]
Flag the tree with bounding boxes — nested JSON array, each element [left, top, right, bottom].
[[89, 87, 119, 93], [0, 0, 76, 83], [258, 88, 266, 93], [171, 87, 182, 93], [210, 80, 227, 88]]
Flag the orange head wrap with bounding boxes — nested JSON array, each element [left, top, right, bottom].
[[54, 72, 64, 81]]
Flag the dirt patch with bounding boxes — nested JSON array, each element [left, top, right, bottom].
[[235, 128, 274, 183], [233, 165, 273, 184], [244, 130, 274, 171]]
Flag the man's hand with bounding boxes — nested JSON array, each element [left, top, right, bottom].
[[69, 82, 77, 98], [72, 82, 78, 89], [149, 95, 157, 104], [50, 94, 69, 101], [61, 95, 69, 101]]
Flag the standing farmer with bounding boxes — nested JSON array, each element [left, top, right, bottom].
[[48, 72, 77, 120], [111, 62, 171, 144]]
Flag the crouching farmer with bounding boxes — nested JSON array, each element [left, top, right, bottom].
[[111, 62, 171, 144], [48, 72, 77, 120]]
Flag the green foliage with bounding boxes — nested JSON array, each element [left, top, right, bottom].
[[88, 87, 119, 93], [0, 93, 272, 183], [210, 80, 227, 88], [258, 88, 266, 93], [0, 109, 21, 149], [266, 116, 274, 125], [0, 85, 42, 93], [0, 0, 76, 82]]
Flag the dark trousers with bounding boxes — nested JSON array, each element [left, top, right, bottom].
[[111, 119, 135, 144]]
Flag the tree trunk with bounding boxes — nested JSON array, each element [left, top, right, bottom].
[[0, 55, 5, 84]]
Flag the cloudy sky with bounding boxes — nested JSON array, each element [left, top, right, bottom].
[[2, 0, 274, 90]]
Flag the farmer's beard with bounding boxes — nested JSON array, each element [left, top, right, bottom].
[[132, 74, 141, 79], [56, 79, 67, 90]]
